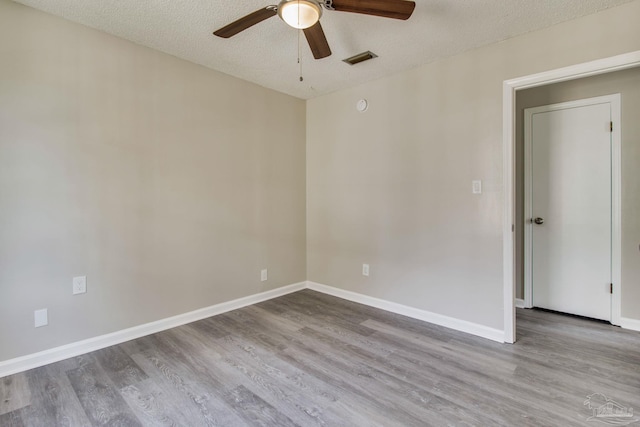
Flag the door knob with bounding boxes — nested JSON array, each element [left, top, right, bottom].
[[533, 217, 544, 225]]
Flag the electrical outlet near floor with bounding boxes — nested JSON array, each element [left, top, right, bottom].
[[362, 263, 370, 276], [34, 308, 48, 328], [73, 276, 87, 295], [261, 269, 268, 282]]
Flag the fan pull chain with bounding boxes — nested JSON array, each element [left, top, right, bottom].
[[298, 29, 303, 82], [297, 1, 303, 82]]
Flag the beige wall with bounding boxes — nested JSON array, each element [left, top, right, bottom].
[[515, 67, 640, 319], [0, 0, 306, 361], [306, 1, 640, 330]]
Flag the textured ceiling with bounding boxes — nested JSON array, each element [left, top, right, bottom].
[[12, 0, 635, 99]]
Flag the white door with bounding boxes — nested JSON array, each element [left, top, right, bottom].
[[524, 96, 619, 322]]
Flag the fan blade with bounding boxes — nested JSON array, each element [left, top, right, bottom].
[[213, 7, 277, 38], [303, 22, 331, 59], [331, 0, 415, 20]]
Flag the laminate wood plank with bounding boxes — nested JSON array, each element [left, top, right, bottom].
[[292, 300, 620, 427], [277, 332, 451, 426], [362, 318, 518, 374], [0, 407, 25, 427], [92, 346, 148, 389], [66, 360, 142, 426], [298, 320, 544, 425], [119, 378, 198, 427], [127, 352, 238, 426], [277, 346, 433, 426], [223, 385, 299, 427], [208, 328, 392, 425], [507, 325, 640, 385], [213, 309, 297, 348], [390, 342, 589, 426], [455, 315, 639, 419], [242, 305, 304, 335], [211, 311, 291, 352], [517, 339, 639, 393], [248, 304, 390, 356], [207, 307, 402, 425], [259, 290, 375, 330], [128, 329, 226, 376], [277, 290, 372, 324], [518, 311, 640, 351], [191, 322, 379, 426], [292, 289, 462, 342], [211, 334, 342, 426], [294, 325, 501, 426], [517, 322, 640, 368], [0, 373, 30, 415], [147, 328, 240, 391], [521, 308, 626, 337], [244, 304, 400, 372], [258, 291, 376, 337], [126, 333, 246, 426], [358, 321, 592, 425], [47, 355, 83, 374], [21, 364, 92, 427], [188, 317, 233, 339], [164, 324, 332, 426]]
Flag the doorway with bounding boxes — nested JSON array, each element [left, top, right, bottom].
[[502, 50, 640, 343], [523, 95, 621, 323]]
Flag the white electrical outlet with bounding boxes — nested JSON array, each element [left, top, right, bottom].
[[34, 308, 48, 328], [362, 263, 370, 276], [73, 276, 87, 295], [472, 180, 482, 194], [261, 269, 268, 282]]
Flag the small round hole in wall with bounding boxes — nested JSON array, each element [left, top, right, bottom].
[[356, 99, 368, 112]]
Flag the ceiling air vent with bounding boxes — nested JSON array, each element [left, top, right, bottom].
[[342, 51, 378, 66]]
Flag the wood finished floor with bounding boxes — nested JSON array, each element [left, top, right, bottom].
[[1, 289, 639, 426]]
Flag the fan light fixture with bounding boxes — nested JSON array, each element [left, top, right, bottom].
[[278, 0, 323, 29]]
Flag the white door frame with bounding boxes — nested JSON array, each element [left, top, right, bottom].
[[523, 94, 621, 325], [502, 50, 640, 343]]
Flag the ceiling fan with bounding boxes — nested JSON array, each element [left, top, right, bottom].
[[213, 0, 416, 60]]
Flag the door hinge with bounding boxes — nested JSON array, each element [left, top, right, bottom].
[[610, 121, 613, 132], [610, 283, 613, 294]]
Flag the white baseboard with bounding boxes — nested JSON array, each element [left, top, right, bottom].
[[515, 298, 525, 309], [0, 282, 306, 379], [306, 281, 505, 343], [620, 317, 640, 332]]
